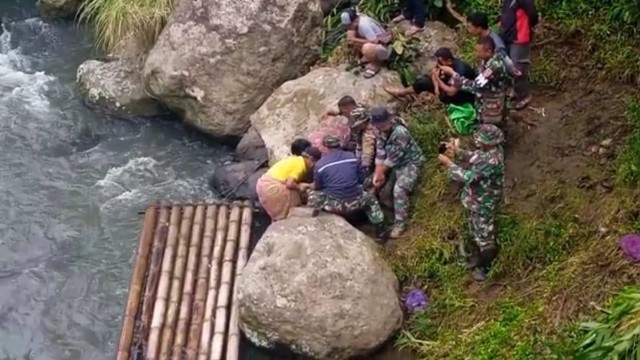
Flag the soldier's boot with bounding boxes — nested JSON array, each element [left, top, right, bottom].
[[473, 245, 499, 282], [389, 224, 406, 239], [465, 244, 481, 270], [374, 224, 389, 244]]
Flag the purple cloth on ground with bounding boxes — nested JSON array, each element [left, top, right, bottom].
[[619, 234, 640, 262], [404, 288, 428, 313]]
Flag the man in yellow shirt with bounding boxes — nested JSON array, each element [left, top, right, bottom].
[[256, 147, 322, 220]]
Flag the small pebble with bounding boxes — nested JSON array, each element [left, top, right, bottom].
[[600, 139, 613, 147]]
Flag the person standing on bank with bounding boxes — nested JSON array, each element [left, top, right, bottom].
[[466, 12, 520, 77], [371, 107, 424, 238], [391, 0, 427, 36], [499, 0, 538, 110], [438, 124, 505, 281]]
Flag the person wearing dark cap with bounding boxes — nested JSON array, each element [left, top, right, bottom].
[[370, 107, 424, 238], [438, 124, 505, 281], [305, 134, 388, 241], [256, 144, 322, 221], [341, 9, 393, 78]]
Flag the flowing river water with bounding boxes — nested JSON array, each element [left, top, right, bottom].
[[0, 2, 415, 359]]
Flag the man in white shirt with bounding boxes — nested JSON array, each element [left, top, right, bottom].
[[341, 9, 392, 79]]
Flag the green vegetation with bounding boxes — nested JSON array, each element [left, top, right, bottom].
[[575, 286, 640, 360], [78, 0, 173, 52], [616, 101, 640, 186]]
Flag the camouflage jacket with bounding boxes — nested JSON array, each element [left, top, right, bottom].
[[374, 119, 424, 169], [452, 53, 510, 124], [346, 105, 376, 169], [448, 146, 504, 215]]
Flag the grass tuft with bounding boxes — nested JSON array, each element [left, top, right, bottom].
[[77, 0, 173, 53]]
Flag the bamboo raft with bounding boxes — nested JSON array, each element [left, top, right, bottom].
[[117, 201, 253, 360]]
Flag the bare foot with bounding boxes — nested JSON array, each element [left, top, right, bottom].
[[405, 25, 423, 36], [391, 14, 405, 23], [383, 84, 404, 97]]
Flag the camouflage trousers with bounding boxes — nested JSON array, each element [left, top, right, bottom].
[[307, 190, 385, 225], [467, 210, 496, 251], [393, 163, 421, 228]]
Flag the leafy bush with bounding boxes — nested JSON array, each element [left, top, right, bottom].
[[574, 286, 640, 360]]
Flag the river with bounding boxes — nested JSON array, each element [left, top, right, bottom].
[[0, 2, 233, 359]]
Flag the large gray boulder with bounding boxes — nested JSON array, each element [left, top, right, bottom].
[[77, 41, 167, 118], [235, 127, 268, 163], [208, 160, 266, 201], [250, 66, 403, 164], [237, 214, 403, 359], [77, 58, 167, 117], [37, 0, 81, 18], [143, 0, 324, 138]]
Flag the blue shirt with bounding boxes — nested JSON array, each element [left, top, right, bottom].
[[314, 150, 363, 200]]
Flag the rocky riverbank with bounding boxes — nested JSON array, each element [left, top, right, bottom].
[[40, 0, 459, 357]]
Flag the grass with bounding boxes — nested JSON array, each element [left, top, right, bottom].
[[77, 0, 173, 53], [387, 97, 640, 359]]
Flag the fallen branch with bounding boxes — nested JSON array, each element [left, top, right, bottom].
[[445, 0, 466, 25]]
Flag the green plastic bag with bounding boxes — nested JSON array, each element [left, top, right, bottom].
[[447, 103, 478, 135]]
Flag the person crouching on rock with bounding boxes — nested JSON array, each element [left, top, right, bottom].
[[437, 124, 505, 281], [370, 107, 425, 239], [322, 95, 376, 178], [303, 135, 389, 242], [256, 145, 322, 221], [341, 9, 393, 79]]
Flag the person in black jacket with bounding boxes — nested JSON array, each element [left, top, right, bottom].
[[499, 0, 538, 110]]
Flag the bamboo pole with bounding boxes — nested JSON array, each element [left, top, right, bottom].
[[139, 207, 170, 351], [198, 206, 229, 360], [210, 204, 242, 360], [117, 207, 157, 360], [172, 205, 206, 359], [186, 205, 218, 359], [225, 201, 253, 360], [160, 206, 195, 358], [147, 206, 182, 360]]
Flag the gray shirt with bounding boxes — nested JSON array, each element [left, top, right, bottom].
[[357, 15, 387, 42], [489, 30, 507, 55]]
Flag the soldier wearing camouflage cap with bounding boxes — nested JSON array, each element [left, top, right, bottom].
[[321, 95, 377, 177], [370, 107, 425, 239], [306, 134, 389, 241], [438, 123, 505, 281]]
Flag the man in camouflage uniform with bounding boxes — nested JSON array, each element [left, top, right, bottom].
[[370, 107, 425, 238], [438, 124, 505, 281], [322, 95, 376, 178], [440, 36, 511, 127], [305, 134, 388, 241]]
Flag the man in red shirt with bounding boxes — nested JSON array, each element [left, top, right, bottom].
[[499, 0, 538, 110]]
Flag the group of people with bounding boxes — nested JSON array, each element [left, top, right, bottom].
[[255, 0, 539, 281], [256, 99, 424, 241]]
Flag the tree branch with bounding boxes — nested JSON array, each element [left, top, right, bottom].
[[445, 0, 466, 24]]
